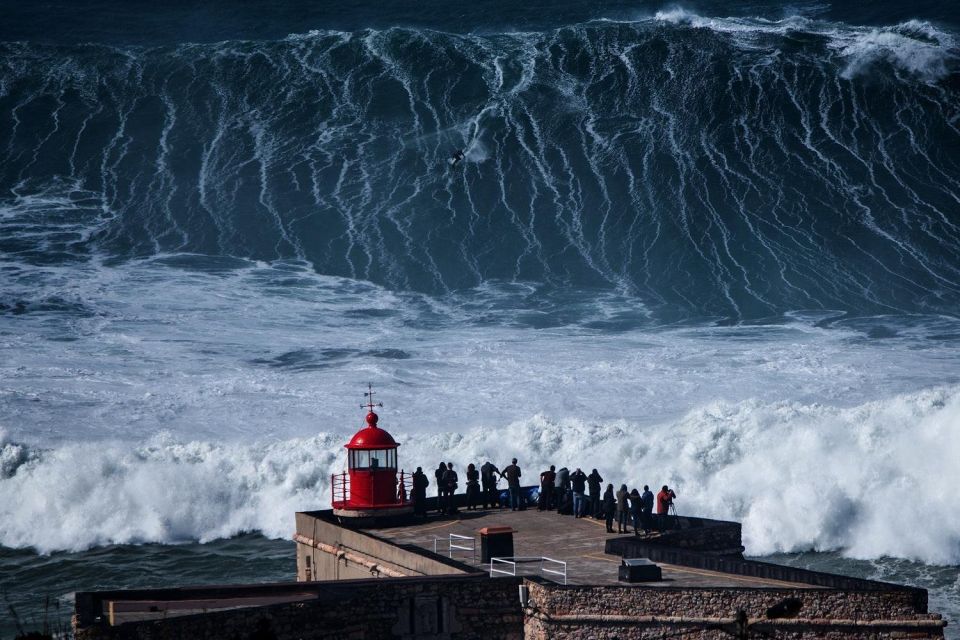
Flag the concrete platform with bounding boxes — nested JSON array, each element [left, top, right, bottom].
[[363, 507, 822, 589]]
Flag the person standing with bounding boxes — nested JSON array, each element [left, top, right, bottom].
[[641, 485, 654, 533], [465, 463, 481, 510], [656, 485, 677, 531], [411, 467, 429, 517], [480, 461, 501, 509], [587, 468, 604, 518], [539, 465, 556, 511], [602, 483, 616, 533], [629, 488, 643, 535], [616, 484, 630, 533], [554, 466, 570, 511], [502, 458, 522, 510], [435, 462, 447, 514], [570, 468, 588, 518], [442, 463, 460, 514]]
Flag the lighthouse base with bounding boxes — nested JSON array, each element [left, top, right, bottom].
[[332, 504, 414, 520]]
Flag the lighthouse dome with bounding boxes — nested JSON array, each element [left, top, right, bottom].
[[345, 411, 400, 449]]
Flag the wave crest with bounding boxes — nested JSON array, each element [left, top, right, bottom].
[[836, 20, 957, 81]]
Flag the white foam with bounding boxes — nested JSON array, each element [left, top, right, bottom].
[[1, 259, 959, 559], [833, 21, 957, 82], [3, 257, 951, 445], [652, 8, 813, 35], [649, 10, 957, 82], [0, 431, 345, 551], [2, 387, 960, 563]]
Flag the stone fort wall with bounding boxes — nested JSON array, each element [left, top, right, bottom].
[[75, 574, 523, 640], [523, 579, 945, 640], [75, 576, 945, 640], [74, 511, 945, 639]]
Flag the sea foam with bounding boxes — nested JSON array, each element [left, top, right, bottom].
[[835, 20, 957, 81], [2, 387, 959, 563]]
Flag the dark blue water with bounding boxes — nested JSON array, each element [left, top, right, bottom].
[[1, 1, 959, 636], [0, 535, 295, 635], [1, 0, 959, 320]]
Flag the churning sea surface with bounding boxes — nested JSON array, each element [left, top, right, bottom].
[[1, 0, 959, 634]]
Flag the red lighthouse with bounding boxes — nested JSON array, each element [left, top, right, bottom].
[[331, 385, 412, 518]]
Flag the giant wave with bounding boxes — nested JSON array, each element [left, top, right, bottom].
[[1, 14, 959, 320]]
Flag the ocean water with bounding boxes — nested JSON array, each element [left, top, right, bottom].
[[1, 0, 959, 635]]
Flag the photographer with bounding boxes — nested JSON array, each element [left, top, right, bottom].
[[656, 485, 677, 531]]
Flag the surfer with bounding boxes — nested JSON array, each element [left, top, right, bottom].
[[449, 148, 465, 167]]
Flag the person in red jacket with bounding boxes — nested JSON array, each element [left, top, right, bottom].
[[656, 485, 677, 531]]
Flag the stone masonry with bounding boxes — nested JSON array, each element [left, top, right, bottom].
[[522, 579, 945, 640]]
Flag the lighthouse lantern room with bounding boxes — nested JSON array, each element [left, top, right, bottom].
[[331, 385, 412, 518]]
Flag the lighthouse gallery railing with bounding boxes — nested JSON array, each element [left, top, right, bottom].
[[331, 472, 350, 506], [330, 471, 409, 507]]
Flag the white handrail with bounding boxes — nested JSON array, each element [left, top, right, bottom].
[[540, 556, 568, 585], [489, 556, 568, 584], [490, 557, 517, 578], [434, 534, 478, 563], [448, 533, 477, 563]]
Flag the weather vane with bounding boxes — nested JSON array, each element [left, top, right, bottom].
[[361, 382, 383, 413]]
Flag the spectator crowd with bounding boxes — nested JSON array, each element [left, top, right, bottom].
[[407, 459, 678, 534]]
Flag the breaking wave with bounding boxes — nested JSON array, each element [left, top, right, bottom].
[[2, 387, 959, 564]]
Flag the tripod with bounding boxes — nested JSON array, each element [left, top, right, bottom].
[[668, 501, 680, 529]]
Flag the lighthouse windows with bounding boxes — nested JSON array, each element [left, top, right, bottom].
[[349, 448, 397, 470], [367, 448, 396, 469], [350, 450, 370, 469]]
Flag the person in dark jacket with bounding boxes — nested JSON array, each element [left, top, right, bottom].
[[616, 484, 630, 533], [629, 488, 643, 535], [602, 483, 616, 533], [558, 487, 573, 515], [640, 485, 654, 533], [480, 461, 501, 509], [465, 463, 481, 510], [442, 463, 460, 514], [587, 469, 604, 518], [435, 462, 447, 514], [502, 458, 522, 510], [539, 465, 556, 511], [570, 468, 588, 518], [411, 467, 429, 517], [554, 466, 569, 511]]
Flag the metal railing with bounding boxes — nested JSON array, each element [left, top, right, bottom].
[[330, 470, 411, 508], [540, 557, 567, 584], [433, 533, 477, 563], [489, 556, 567, 585], [331, 472, 349, 505]]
